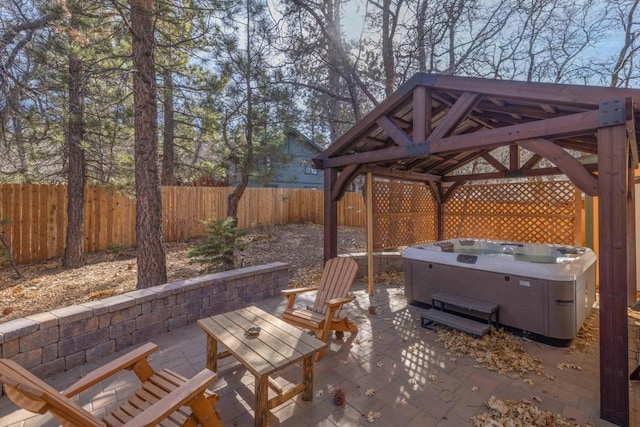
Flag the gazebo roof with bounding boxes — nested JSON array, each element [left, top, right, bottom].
[[314, 73, 640, 197], [315, 73, 640, 426]]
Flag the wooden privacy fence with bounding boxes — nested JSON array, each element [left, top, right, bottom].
[[0, 185, 365, 265], [372, 180, 582, 251], [1, 180, 582, 265]]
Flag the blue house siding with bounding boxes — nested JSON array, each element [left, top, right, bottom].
[[229, 129, 325, 189], [269, 131, 324, 189]]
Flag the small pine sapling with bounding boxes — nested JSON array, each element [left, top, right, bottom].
[[187, 217, 247, 273]]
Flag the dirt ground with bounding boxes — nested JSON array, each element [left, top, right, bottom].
[[0, 223, 366, 323]]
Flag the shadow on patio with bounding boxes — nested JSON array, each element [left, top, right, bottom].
[[0, 280, 634, 426]]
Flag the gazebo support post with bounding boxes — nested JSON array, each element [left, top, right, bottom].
[[597, 120, 630, 426], [627, 167, 637, 305], [323, 167, 338, 263], [366, 173, 374, 295], [428, 181, 444, 241]]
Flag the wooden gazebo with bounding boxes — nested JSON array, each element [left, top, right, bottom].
[[313, 73, 640, 426]]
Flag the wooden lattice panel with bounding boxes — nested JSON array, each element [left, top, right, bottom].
[[444, 181, 579, 245], [372, 181, 437, 250]]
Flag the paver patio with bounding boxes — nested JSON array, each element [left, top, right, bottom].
[[1, 280, 637, 426]]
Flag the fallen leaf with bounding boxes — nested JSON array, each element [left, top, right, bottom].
[[314, 390, 324, 398], [557, 362, 583, 371], [366, 411, 382, 423]]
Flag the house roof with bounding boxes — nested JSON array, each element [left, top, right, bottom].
[[313, 73, 640, 195], [285, 128, 325, 154]]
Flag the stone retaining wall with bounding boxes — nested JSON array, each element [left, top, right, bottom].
[[344, 252, 403, 277], [0, 263, 289, 380]]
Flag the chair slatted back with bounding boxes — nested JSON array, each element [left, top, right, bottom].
[[0, 359, 102, 427], [312, 257, 358, 315]]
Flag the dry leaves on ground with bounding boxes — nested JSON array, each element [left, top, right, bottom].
[[472, 396, 590, 427], [436, 327, 543, 378]]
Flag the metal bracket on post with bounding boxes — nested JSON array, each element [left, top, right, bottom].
[[406, 141, 431, 156], [599, 98, 626, 127]]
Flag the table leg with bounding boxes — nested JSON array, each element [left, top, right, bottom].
[[302, 355, 313, 401], [206, 334, 218, 371], [255, 375, 270, 427]]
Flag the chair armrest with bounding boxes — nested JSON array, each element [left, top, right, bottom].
[[63, 342, 159, 397], [282, 287, 318, 309], [281, 286, 318, 296], [325, 294, 356, 309], [122, 369, 218, 427]]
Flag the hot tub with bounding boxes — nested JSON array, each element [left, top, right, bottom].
[[403, 238, 597, 345]]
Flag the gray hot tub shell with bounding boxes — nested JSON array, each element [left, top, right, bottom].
[[403, 239, 597, 343]]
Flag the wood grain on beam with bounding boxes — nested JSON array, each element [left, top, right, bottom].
[[443, 182, 464, 202], [481, 153, 508, 172], [540, 103, 558, 113], [628, 167, 637, 305], [323, 168, 338, 263], [428, 181, 444, 240], [522, 153, 543, 169], [431, 109, 601, 155], [363, 165, 441, 182], [510, 145, 519, 170], [330, 164, 362, 202], [428, 74, 640, 107], [597, 124, 629, 426], [441, 164, 598, 182], [628, 119, 638, 167], [376, 116, 413, 147], [428, 181, 442, 203], [426, 89, 433, 134], [439, 152, 485, 176], [428, 92, 483, 142], [516, 139, 597, 196], [413, 86, 427, 143]]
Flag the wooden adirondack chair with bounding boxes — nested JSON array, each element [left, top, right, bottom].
[[0, 342, 222, 427], [281, 256, 359, 360]]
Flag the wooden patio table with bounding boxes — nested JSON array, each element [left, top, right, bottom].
[[197, 305, 326, 426]]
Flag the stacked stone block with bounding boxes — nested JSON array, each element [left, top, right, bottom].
[[0, 262, 288, 384]]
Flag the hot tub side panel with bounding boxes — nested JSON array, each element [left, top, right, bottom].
[[405, 259, 552, 336], [546, 262, 595, 340]]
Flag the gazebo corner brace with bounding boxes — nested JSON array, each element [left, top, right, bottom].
[[599, 97, 633, 127]]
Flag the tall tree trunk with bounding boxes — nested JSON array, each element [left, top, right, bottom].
[[227, 0, 254, 227], [8, 91, 30, 182], [381, 0, 396, 96], [227, 171, 248, 224], [327, 0, 342, 142], [416, 0, 429, 73], [63, 10, 86, 269], [161, 67, 175, 185], [130, 0, 167, 288]]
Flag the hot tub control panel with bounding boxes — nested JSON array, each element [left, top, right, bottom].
[[456, 254, 478, 264]]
